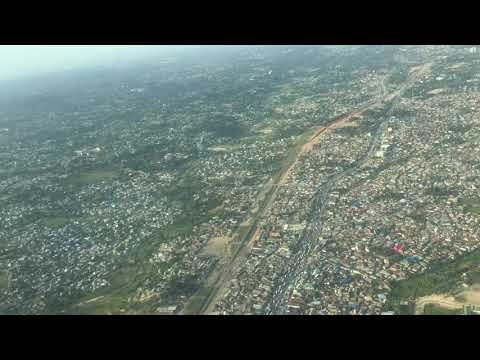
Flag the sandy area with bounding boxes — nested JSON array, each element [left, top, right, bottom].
[[448, 62, 466, 70], [427, 88, 447, 95], [208, 202, 225, 215], [84, 295, 105, 304], [258, 128, 273, 134], [416, 294, 462, 314], [301, 127, 327, 154], [330, 120, 360, 129], [410, 62, 433, 77], [208, 147, 229, 152], [415, 284, 480, 314], [202, 235, 231, 257], [459, 284, 480, 305], [248, 228, 264, 250], [278, 107, 369, 186]]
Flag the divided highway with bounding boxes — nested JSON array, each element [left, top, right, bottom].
[[183, 65, 425, 315], [264, 71, 423, 314]]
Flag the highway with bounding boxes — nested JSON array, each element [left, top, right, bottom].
[[182, 65, 424, 315], [264, 70, 423, 314]]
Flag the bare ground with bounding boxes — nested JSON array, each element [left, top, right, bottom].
[[202, 235, 231, 257], [415, 284, 480, 314]]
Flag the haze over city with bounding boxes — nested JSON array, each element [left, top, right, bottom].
[[1, 45, 480, 316], [0, 45, 206, 82]]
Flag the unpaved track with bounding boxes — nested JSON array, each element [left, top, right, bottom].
[[185, 103, 379, 315], [415, 295, 463, 314], [183, 65, 427, 315], [264, 66, 428, 314]]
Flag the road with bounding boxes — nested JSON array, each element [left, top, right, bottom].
[[186, 107, 375, 315], [264, 69, 425, 314], [181, 127, 316, 314], [182, 66, 425, 315], [194, 114, 366, 314]]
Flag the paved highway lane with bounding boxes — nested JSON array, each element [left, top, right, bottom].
[[264, 69, 424, 314]]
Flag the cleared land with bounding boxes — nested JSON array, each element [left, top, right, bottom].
[[182, 98, 386, 315], [201, 235, 231, 257], [388, 248, 480, 315], [415, 284, 480, 315]]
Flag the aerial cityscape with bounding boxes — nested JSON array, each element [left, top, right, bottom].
[[1, 45, 480, 315]]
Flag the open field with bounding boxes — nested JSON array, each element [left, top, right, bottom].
[[457, 284, 480, 304], [415, 284, 480, 315], [181, 125, 319, 314], [44, 216, 70, 227], [0, 271, 8, 290], [182, 95, 389, 315], [388, 248, 480, 314], [68, 169, 121, 186], [201, 235, 231, 257]]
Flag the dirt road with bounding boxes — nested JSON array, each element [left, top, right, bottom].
[[183, 65, 428, 315], [181, 103, 378, 315]]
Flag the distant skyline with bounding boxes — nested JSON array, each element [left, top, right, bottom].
[[0, 45, 205, 82]]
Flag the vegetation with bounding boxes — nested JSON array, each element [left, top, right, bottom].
[[44, 216, 71, 228], [67, 169, 121, 186], [387, 69, 408, 86], [460, 197, 480, 216], [387, 248, 480, 313], [423, 303, 461, 315], [0, 271, 8, 290]]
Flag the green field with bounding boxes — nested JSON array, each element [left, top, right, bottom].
[[78, 169, 119, 183], [43, 214, 99, 228], [0, 271, 8, 290], [64, 263, 161, 314], [460, 197, 480, 215], [67, 169, 121, 186], [181, 128, 318, 315], [44, 216, 70, 227]]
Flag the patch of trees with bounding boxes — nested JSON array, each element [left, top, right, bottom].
[[425, 185, 457, 197], [163, 274, 200, 302], [389, 248, 480, 301], [202, 114, 248, 139]]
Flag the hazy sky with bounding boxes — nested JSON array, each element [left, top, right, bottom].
[[0, 45, 200, 82]]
